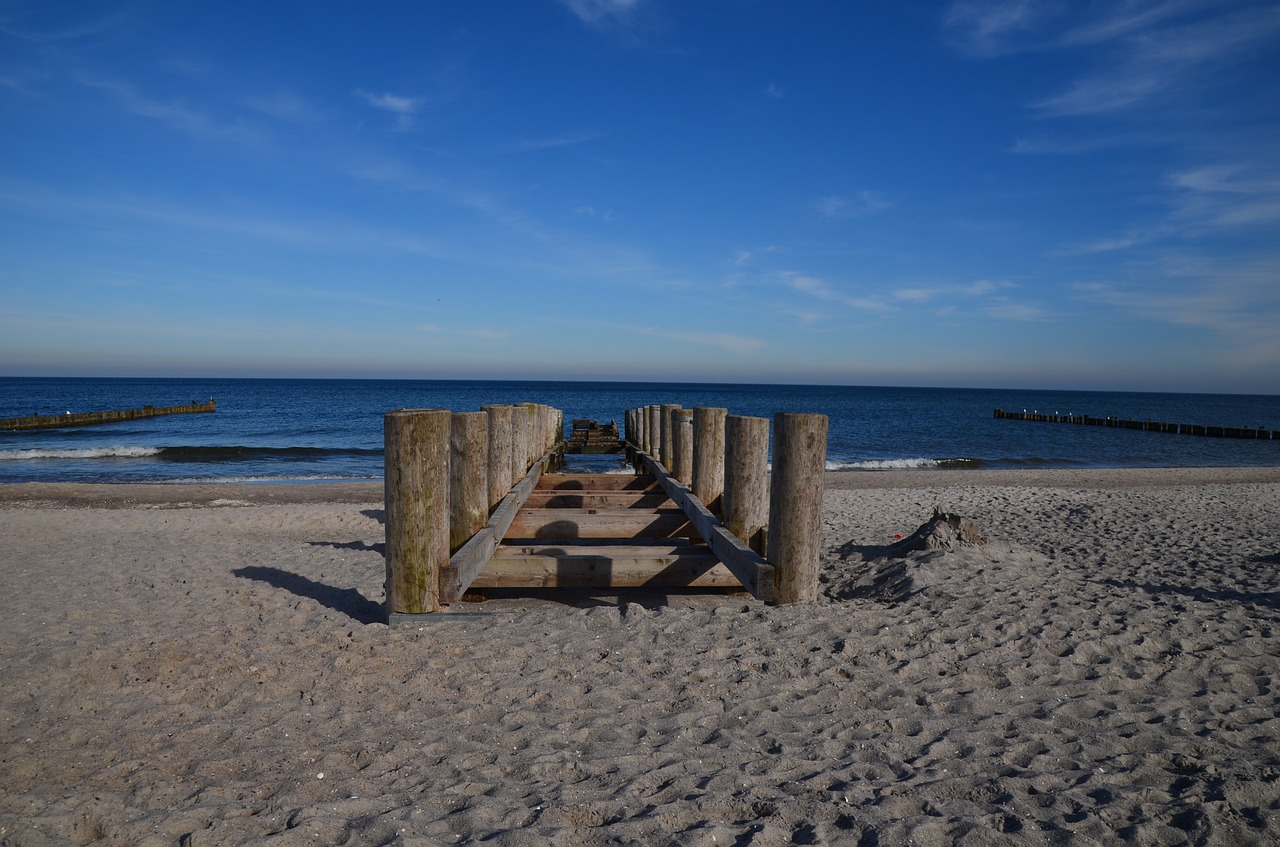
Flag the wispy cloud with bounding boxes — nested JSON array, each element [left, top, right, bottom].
[[76, 76, 265, 145], [941, 0, 1062, 57], [985, 301, 1050, 320], [1169, 162, 1280, 228], [1040, 4, 1280, 116], [1073, 255, 1280, 365], [780, 271, 894, 313], [242, 90, 327, 123], [638, 326, 766, 356], [513, 129, 605, 150], [813, 191, 889, 219], [561, 0, 642, 26], [946, 2, 1280, 117], [355, 90, 427, 128]]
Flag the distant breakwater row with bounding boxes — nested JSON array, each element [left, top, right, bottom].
[[994, 408, 1278, 440], [1, 400, 216, 431]]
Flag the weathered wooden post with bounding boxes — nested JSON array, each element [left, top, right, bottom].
[[520, 403, 539, 467], [692, 406, 727, 512], [768, 412, 828, 604], [660, 403, 680, 468], [672, 409, 694, 485], [384, 408, 450, 617], [723, 414, 769, 555], [648, 406, 661, 457], [483, 404, 514, 510], [510, 406, 529, 483], [449, 411, 488, 554]]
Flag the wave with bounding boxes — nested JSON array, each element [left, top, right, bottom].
[[0, 446, 163, 461], [826, 457, 982, 471], [0, 445, 383, 463]]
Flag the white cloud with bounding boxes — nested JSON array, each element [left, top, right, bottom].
[[985, 301, 1050, 320], [941, 0, 1063, 57], [779, 271, 894, 313], [76, 76, 264, 145], [1169, 162, 1280, 229], [637, 326, 765, 356], [813, 191, 889, 219], [561, 0, 642, 26], [514, 129, 604, 150], [355, 90, 427, 125]]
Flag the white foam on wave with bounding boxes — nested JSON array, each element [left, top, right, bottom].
[[0, 446, 163, 461], [826, 458, 940, 471], [167, 474, 381, 485]]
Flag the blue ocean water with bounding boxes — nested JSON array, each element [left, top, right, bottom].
[[1, 377, 1278, 484]]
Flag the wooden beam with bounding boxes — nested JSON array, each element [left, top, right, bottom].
[[439, 447, 555, 605], [637, 452, 775, 602], [505, 508, 695, 540], [476, 544, 739, 588], [522, 491, 673, 509], [537, 473, 656, 491]]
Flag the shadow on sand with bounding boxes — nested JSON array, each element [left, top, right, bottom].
[[232, 565, 384, 625]]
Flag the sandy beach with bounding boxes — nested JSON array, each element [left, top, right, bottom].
[[1, 468, 1277, 846]]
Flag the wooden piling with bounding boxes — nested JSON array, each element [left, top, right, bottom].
[[384, 408, 450, 616], [723, 414, 770, 555], [483, 404, 514, 510], [648, 406, 661, 459], [660, 404, 680, 469], [672, 409, 694, 485], [768, 412, 828, 604], [449, 411, 489, 555], [510, 405, 530, 481], [692, 407, 727, 513]]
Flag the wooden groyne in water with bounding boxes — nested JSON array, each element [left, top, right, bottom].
[[994, 408, 1278, 440], [1, 399, 216, 431]]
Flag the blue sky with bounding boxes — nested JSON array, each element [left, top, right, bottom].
[[2, 1, 1278, 393]]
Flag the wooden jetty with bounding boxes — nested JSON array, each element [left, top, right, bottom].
[[1, 399, 216, 431], [565, 418, 623, 453], [384, 403, 827, 623], [994, 408, 1278, 440]]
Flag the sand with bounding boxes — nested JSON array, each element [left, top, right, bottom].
[[1, 468, 1277, 846]]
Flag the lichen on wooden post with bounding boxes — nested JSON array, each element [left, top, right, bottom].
[[384, 408, 450, 617], [672, 409, 694, 485], [692, 407, 727, 513], [768, 412, 828, 604], [482, 404, 514, 510], [660, 403, 680, 469], [723, 414, 769, 556], [449, 411, 489, 555]]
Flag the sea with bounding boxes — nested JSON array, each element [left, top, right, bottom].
[[2, 377, 1279, 485]]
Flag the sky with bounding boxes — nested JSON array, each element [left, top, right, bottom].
[[2, 1, 1279, 393]]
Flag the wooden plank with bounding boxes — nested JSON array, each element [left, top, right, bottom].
[[439, 448, 554, 604], [505, 508, 696, 540], [637, 453, 775, 602], [522, 491, 672, 509], [537, 473, 657, 492], [475, 544, 739, 588]]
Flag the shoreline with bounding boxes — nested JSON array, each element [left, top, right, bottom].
[[2, 465, 1279, 509]]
